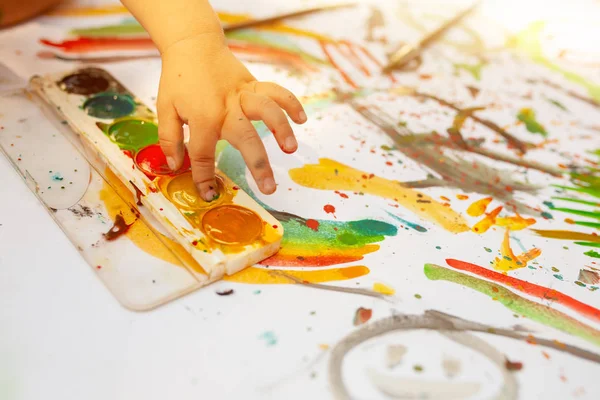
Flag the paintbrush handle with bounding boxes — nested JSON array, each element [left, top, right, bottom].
[[382, 0, 480, 72], [223, 2, 355, 32]]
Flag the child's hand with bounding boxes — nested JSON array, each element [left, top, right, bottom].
[[157, 34, 307, 201]]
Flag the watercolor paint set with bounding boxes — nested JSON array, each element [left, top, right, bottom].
[[0, 65, 282, 310]]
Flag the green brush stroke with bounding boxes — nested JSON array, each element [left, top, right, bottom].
[[552, 197, 600, 207], [585, 250, 600, 259], [575, 242, 600, 248], [571, 221, 600, 229], [547, 207, 600, 220], [508, 21, 600, 103], [70, 22, 145, 37], [424, 263, 600, 347], [517, 108, 547, 136], [553, 185, 600, 199], [453, 62, 485, 80]]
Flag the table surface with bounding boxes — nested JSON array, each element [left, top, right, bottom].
[[2, 1, 600, 399]]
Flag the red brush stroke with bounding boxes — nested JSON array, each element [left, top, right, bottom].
[[446, 259, 600, 323], [320, 40, 357, 88], [40, 37, 155, 53]]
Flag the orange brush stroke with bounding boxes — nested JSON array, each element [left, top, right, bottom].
[[493, 229, 541, 272]]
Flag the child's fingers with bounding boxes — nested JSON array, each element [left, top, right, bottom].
[[187, 121, 219, 201], [157, 100, 185, 171], [223, 112, 276, 195], [252, 82, 307, 124], [240, 91, 297, 154]]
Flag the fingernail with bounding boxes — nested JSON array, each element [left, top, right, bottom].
[[262, 177, 276, 193], [203, 189, 218, 202], [298, 111, 307, 123], [166, 156, 177, 171], [284, 136, 297, 152]]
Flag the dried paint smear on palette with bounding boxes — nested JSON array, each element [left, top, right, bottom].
[[31, 67, 283, 279]]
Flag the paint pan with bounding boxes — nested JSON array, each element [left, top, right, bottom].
[[0, 64, 283, 309]]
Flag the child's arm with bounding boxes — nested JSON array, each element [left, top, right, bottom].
[[121, 0, 307, 201]]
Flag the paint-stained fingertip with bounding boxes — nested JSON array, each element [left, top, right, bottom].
[[202, 189, 218, 202], [261, 177, 277, 194]]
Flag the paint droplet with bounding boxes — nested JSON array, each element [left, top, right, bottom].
[[373, 282, 395, 295], [353, 307, 372, 326], [216, 289, 234, 296], [96, 265, 102, 269], [259, 331, 277, 346], [484, 247, 492, 252], [324, 204, 336, 214], [414, 293, 422, 299], [253, 290, 261, 295], [505, 358, 523, 371], [542, 351, 550, 360], [319, 344, 330, 350], [467, 196, 493, 217], [553, 274, 564, 281], [306, 219, 319, 231], [435, 246, 441, 250], [456, 194, 469, 200], [413, 365, 424, 373]]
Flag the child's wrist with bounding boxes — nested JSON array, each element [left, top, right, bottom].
[[159, 29, 226, 59]]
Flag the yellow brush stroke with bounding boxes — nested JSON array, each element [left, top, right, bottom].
[[100, 168, 207, 275], [46, 5, 129, 16], [289, 158, 469, 233], [45, 6, 333, 41], [224, 266, 369, 284], [493, 229, 541, 272], [373, 282, 395, 295]]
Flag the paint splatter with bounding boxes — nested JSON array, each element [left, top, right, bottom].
[[353, 307, 373, 326], [50, 172, 64, 181], [216, 289, 234, 296], [467, 197, 492, 217], [446, 259, 600, 323], [373, 282, 395, 295], [457, 194, 469, 200], [413, 364, 424, 373], [259, 331, 278, 346], [424, 263, 600, 346], [306, 219, 319, 231], [505, 358, 523, 371], [324, 204, 336, 216], [579, 269, 600, 285], [103, 213, 132, 241], [517, 108, 548, 136], [494, 230, 541, 272], [386, 344, 407, 369]]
